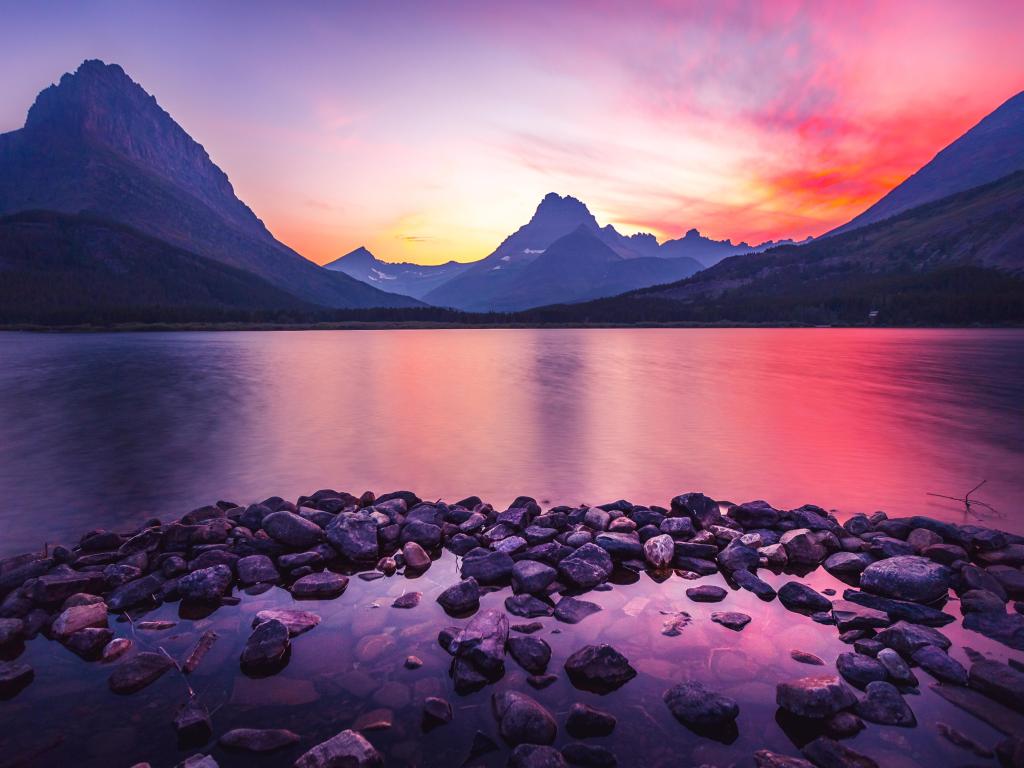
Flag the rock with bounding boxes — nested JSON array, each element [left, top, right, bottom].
[[711, 611, 751, 631], [177, 754, 218, 768], [960, 588, 1006, 614], [801, 737, 879, 768], [907, 527, 943, 552], [293, 729, 383, 768], [392, 592, 421, 609], [660, 517, 694, 538], [876, 621, 950, 656], [178, 565, 233, 603], [107, 573, 165, 612], [437, 578, 480, 614], [401, 520, 442, 549], [237, 555, 280, 585], [686, 585, 727, 603], [422, 696, 452, 729], [493, 690, 557, 746], [219, 728, 301, 752], [718, 543, 759, 572], [262, 511, 323, 549], [508, 636, 552, 675], [996, 737, 1024, 767], [836, 652, 887, 689], [51, 601, 107, 639], [780, 529, 828, 565], [825, 711, 865, 739], [25, 572, 106, 605], [778, 582, 832, 613], [663, 680, 739, 726], [0, 661, 33, 696], [326, 515, 379, 562], [963, 610, 1024, 651], [554, 597, 601, 624], [291, 572, 348, 599], [671, 492, 721, 528], [102, 637, 133, 662], [561, 743, 615, 767], [935, 722, 993, 758], [855, 680, 916, 726], [353, 708, 392, 731], [969, 659, 1024, 711], [401, 542, 431, 570], [512, 561, 558, 595], [831, 600, 889, 632], [729, 500, 779, 528], [174, 697, 213, 742], [506, 594, 554, 618], [754, 751, 815, 768], [558, 544, 613, 590], [564, 644, 636, 693], [931, 683, 1024, 736], [450, 609, 508, 679], [65, 627, 114, 659], [109, 652, 174, 694], [776, 675, 857, 718], [461, 550, 515, 585], [253, 609, 321, 637], [643, 534, 674, 568], [791, 650, 825, 665], [912, 645, 967, 685], [240, 618, 290, 674], [566, 703, 616, 738], [528, 674, 558, 690], [841, 589, 954, 627], [732, 569, 777, 600], [509, 745, 567, 768], [823, 552, 871, 576], [860, 556, 950, 604], [876, 648, 917, 686]]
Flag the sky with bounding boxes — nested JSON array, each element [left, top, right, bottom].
[[1, 1, 1022, 266]]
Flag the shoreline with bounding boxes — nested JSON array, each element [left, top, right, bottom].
[[2, 489, 1023, 767]]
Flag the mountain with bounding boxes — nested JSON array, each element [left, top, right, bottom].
[[423, 193, 706, 310], [324, 246, 472, 299], [828, 90, 1024, 237], [0, 211, 315, 323], [518, 170, 1024, 325], [658, 228, 808, 267], [0, 60, 420, 309]]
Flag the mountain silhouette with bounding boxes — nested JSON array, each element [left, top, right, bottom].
[[324, 246, 472, 299], [0, 60, 421, 309]]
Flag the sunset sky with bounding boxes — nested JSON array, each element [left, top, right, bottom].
[[1, 1, 1022, 265]]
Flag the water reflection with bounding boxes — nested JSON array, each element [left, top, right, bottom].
[[0, 328, 1022, 556]]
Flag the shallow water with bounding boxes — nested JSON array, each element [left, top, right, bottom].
[[0, 328, 1022, 557], [1, 549, 1019, 768]]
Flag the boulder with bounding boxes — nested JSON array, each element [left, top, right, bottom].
[[493, 690, 557, 746], [912, 645, 967, 685], [876, 648, 917, 686], [512, 561, 557, 595], [836, 652, 887, 689], [663, 680, 739, 726], [564, 644, 636, 693], [729, 500, 779, 528], [462, 550, 515, 585], [254, 609, 321, 637], [780, 529, 828, 565], [841, 589, 954, 627], [831, 600, 889, 632], [422, 697, 453, 729], [178, 565, 233, 603], [733, 569, 777, 600], [505, 594, 554, 619], [174, 697, 213, 743], [51, 601, 107, 639], [293, 729, 383, 768], [109, 652, 174, 694], [557, 544, 613, 590], [236, 555, 280, 585], [554, 597, 601, 624], [778, 582, 831, 613], [291, 572, 348, 599], [437, 579, 480, 614], [508, 636, 551, 675], [823, 552, 871, 576], [642, 534, 674, 568], [776, 676, 857, 718], [450, 609, 508, 679], [509, 745, 567, 768], [711, 611, 751, 631], [326, 515, 379, 561], [240, 618, 290, 674], [594, 532, 642, 560], [566, 703, 616, 738], [262, 511, 323, 549], [686, 585, 727, 603], [855, 680, 916, 726], [860, 556, 950, 604], [876, 621, 950, 656]]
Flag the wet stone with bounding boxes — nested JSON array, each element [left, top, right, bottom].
[[109, 652, 175, 694], [512, 561, 558, 595], [876, 647, 917, 686], [732, 569, 777, 600], [663, 680, 739, 726], [778, 582, 832, 613], [711, 611, 751, 631], [240, 618, 290, 675], [558, 544, 613, 590], [564, 644, 636, 693], [0, 660, 33, 696], [791, 650, 825, 666], [554, 597, 601, 624], [65, 627, 114, 659], [219, 728, 301, 752], [855, 680, 916, 726], [776, 675, 857, 718], [968, 659, 1024, 710], [802, 737, 879, 768], [528, 673, 559, 690], [513, 622, 544, 634], [561, 743, 615, 767], [178, 565, 233, 603], [912, 645, 967, 685], [174, 697, 213, 743], [876, 621, 950, 656], [392, 591, 421, 609], [293, 729, 383, 768], [236, 555, 280, 585], [510, 745, 567, 768], [660, 612, 692, 636], [825, 711, 865, 739], [836, 652, 888, 689], [566, 703, 616, 738], [506, 594, 554, 618], [253, 609, 320, 637], [422, 696, 452, 729], [437, 578, 480, 614], [291, 572, 348, 599], [262, 511, 323, 549], [508, 636, 552, 675], [860, 556, 951, 604], [493, 690, 558, 746], [461, 550, 515, 585], [831, 600, 889, 632], [686, 585, 727, 603], [754, 750, 816, 768]]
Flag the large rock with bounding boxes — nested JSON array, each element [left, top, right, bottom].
[[643, 534, 674, 569], [237, 555, 280, 585], [836, 652, 887, 689], [778, 582, 831, 613], [831, 600, 889, 632], [450, 609, 508, 679], [437, 578, 480, 614], [512, 561, 557, 595], [686, 585, 727, 603], [507, 636, 552, 675], [107, 573, 166, 612], [291, 572, 348, 599], [262, 511, 323, 549], [969, 660, 1024, 711], [461, 550, 515, 585], [963, 610, 1024, 651], [178, 565, 233, 602], [253, 609, 321, 637], [594, 532, 642, 560], [912, 645, 967, 685], [663, 681, 739, 726], [855, 680, 916, 726], [566, 703, 616, 737], [219, 728, 301, 752], [554, 596, 601, 624], [780, 529, 828, 565], [875, 621, 950, 657], [51, 601, 107, 639], [776, 676, 857, 718], [492, 690, 557, 746], [860, 556, 950, 604], [240, 618, 290, 674], [293, 729, 383, 768], [564, 644, 636, 693], [326, 514, 379, 561], [671, 492, 721, 529], [558, 544, 613, 590], [823, 552, 871, 576], [729, 500, 779, 528], [108, 651, 174, 694], [841, 589, 954, 627]]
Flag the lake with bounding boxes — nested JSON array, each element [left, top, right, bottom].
[[1, 328, 1021, 556], [2, 327, 1024, 768], [2, 327, 1024, 557]]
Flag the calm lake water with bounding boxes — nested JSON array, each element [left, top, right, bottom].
[[1, 328, 1021, 555], [1, 328, 1023, 767]]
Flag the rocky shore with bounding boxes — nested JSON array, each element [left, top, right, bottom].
[[1, 490, 1023, 768]]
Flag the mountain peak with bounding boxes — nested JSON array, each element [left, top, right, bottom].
[[533, 192, 594, 220]]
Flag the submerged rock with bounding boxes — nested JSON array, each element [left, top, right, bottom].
[[493, 690, 557, 746], [0, 661, 33, 697], [508, 636, 552, 675], [663, 680, 739, 726], [509, 744, 567, 768], [554, 597, 601, 624], [109, 652, 174, 694], [253, 609, 321, 637], [566, 703, 616, 738], [912, 645, 967, 685], [801, 737, 879, 768], [240, 618, 290, 675], [291, 572, 348, 599], [219, 728, 301, 752], [293, 729, 383, 768], [564, 644, 636, 693], [711, 612, 751, 631]]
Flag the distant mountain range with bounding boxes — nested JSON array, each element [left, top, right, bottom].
[[324, 247, 473, 300], [827, 90, 1024, 237], [0, 60, 420, 310]]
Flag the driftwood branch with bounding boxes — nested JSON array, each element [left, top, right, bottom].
[[927, 479, 1002, 519]]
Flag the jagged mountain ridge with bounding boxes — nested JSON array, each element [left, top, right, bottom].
[[0, 60, 421, 309], [324, 246, 473, 300]]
